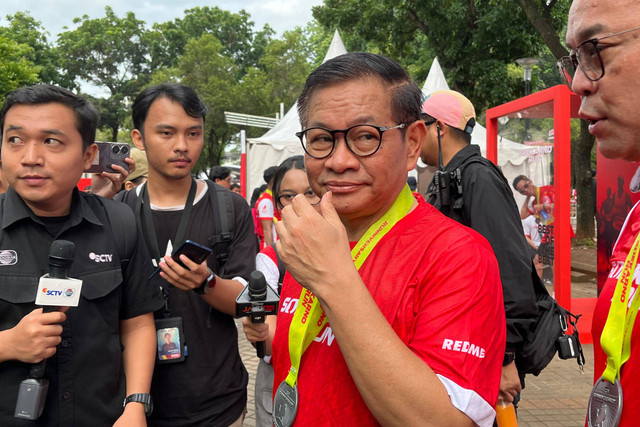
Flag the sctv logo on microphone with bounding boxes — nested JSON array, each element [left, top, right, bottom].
[[89, 252, 113, 263], [41, 288, 75, 297]]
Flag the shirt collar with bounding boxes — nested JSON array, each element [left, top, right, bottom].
[[1, 187, 104, 230]]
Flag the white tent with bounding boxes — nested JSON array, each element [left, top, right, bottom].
[[246, 30, 348, 197]]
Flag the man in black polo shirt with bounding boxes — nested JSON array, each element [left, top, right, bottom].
[[0, 84, 163, 425], [115, 83, 256, 426]]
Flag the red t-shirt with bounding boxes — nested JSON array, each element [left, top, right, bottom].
[[256, 190, 278, 249], [272, 199, 505, 426], [592, 201, 640, 427]]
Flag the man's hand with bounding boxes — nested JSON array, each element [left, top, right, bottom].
[[242, 316, 269, 343], [114, 401, 147, 427], [275, 192, 356, 297], [158, 254, 210, 292], [3, 308, 67, 363], [90, 157, 134, 199], [499, 361, 522, 403]]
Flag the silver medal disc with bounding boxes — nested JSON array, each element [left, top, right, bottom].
[[588, 377, 623, 427], [273, 381, 299, 427]]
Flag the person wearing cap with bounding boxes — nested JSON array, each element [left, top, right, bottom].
[[421, 90, 538, 410], [124, 147, 148, 191]]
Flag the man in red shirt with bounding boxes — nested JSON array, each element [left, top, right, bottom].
[[244, 52, 505, 426], [560, 0, 640, 425]]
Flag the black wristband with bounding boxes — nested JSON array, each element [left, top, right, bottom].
[[194, 268, 214, 295], [503, 351, 515, 366]]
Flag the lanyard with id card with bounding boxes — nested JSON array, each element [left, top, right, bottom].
[[137, 179, 197, 364]]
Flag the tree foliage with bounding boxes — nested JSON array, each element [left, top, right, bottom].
[[0, 36, 40, 103], [56, 6, 151, 140]]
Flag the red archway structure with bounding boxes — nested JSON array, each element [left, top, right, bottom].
[[486, 84, 595, 343]]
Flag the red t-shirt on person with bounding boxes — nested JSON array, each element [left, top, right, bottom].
[[271, 199, 506, 426], [592, 200, 640, 427]]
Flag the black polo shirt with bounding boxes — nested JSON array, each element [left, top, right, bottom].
[[0, 187, 164, 426]]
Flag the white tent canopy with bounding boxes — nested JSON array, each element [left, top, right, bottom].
[[246, 30, 347, 197]]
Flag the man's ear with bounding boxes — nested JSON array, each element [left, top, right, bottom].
[[405, 119, 427, 171], [82, 143, 98, 171], [131, 129, 145, 151]]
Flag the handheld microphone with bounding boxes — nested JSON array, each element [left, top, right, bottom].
[[14, 240, 82, 421], [236, 271, 280, 358]]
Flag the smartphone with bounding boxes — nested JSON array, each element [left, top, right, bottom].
[[87, 142, 131, 173], [149, 240, 213, 280]]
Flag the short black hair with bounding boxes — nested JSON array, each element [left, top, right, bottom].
[[272, 155, 306, 210], [230, 183, 240, 191], [263, 166, 278, 184], [0, 84, 99, 150], [132, 83, 207, 133], [209, 165, 230, 181], [297, 52, 422, 130], [512, 175, 529, 191], [250, 184, 268, 208]]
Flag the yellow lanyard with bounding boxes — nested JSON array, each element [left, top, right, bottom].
[[601, 232, 640, 382], [284, 185, 415, 388]]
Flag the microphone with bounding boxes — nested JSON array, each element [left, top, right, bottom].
[[236, 271, 280, 358], [14, 240, 82, 421]]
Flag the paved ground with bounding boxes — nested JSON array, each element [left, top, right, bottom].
[[236, 244, 599, 426]]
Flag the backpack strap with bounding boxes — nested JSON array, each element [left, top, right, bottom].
[[96, 196, 138, 265], [205, 180, 235, 276]]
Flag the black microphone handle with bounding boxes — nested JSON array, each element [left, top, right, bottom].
[[29, 306, 58, 379], [256, 341, 266, 359]]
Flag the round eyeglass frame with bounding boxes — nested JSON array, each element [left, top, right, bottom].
[[295, 123, 407, 159]]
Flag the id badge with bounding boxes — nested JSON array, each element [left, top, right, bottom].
[[155, 317, 186, 364]]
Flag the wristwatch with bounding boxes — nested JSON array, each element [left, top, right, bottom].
[[194, 268, 216, 295], [123, 393, 153, 416], [503, 351, 516, 366]]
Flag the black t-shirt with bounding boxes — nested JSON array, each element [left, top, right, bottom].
[[116, 180, 257, 426], [0, 188, 164, 426]]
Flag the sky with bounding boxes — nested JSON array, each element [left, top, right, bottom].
[[0, 0, 324, 38]]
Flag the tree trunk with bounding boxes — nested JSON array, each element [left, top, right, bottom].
[[572, 121, 596, 239], [111, 125, 118, 142], [512, 0, 569, 59]]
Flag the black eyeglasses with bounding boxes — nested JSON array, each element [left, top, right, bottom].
[[295, 123, 406, 159], [558, 25, 640, 90]]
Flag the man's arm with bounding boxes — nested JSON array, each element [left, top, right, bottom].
[[520, 195, 532, 219], [261, 219, 274, 247], [114, 312, 156, 427], [275, 194, 499, 426]]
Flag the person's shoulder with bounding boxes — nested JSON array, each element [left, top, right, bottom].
[[82, 192, 135, 218], [113, 187, 139, 207]]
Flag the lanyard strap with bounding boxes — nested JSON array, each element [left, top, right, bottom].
[[136, 178, 197, 265], [284, 185, 415, 388], [601, 232, 640, 382]]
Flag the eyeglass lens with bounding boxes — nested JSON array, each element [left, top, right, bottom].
[[301, 125, 382, 158]]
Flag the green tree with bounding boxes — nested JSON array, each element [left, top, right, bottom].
[[513, 0, 595, 239], [150, 6, 274, 74], [0, 36, 40, 103], [0, 12, 74, 89], [56, 6, 151, 140]]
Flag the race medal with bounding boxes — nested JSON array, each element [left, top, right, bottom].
[[273, 381, 299, 427], [588, 377, 623, 427]]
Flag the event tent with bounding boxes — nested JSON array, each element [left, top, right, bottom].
[[246, 30, 347, 196]]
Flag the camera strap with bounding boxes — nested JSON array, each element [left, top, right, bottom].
[[283, 185, 415, 390]]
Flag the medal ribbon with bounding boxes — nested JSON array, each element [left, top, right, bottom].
[[284, 185, 415, 388], [601, 232, 640, 383]]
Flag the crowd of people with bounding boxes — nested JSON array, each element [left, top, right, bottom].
[[0, 0, 638, 425]]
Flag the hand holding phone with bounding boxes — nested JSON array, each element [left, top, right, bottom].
[[87, 142, 131, 174], [150, 240, 212, 280]]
